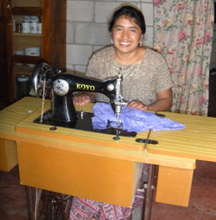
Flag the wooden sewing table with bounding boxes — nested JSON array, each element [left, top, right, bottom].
[[1, 97, 216, 219]]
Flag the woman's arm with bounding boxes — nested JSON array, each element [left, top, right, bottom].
[[73, 92, 95, 106], [128, 88, 172, 112], [148, 88, 172, 111]]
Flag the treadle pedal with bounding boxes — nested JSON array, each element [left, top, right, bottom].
[[135, 195, 144, 199], [137, 188, 145, 192]]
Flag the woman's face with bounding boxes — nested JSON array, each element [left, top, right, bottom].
[[111, 15, 143, 55]]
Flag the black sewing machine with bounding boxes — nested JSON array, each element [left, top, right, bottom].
[[32, 62, 136, 139]]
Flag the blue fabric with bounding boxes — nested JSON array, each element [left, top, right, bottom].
[[92, 102, 185, 132]]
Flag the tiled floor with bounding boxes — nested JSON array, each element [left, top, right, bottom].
[[0, 167, 28, 220], [151, 160, 216, 220], [0, 161, 216, 220]]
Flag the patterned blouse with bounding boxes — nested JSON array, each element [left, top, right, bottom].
[[86, 46, 172, 105]]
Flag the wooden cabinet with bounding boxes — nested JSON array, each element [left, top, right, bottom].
[[0, 0, 66, 106]]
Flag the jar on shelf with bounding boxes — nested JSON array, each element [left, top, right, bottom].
[[25, 47, 40, 56], [14, 16, 23, 33], [15, 22, 22, 33], [30, 16, 39, 34], [21, 16, 31, 33], [16, 74, 31, 99]]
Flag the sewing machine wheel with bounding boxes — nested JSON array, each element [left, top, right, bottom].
[[31, 62, 54, 98]]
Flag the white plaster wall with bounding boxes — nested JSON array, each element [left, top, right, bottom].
[[66, 0, 154, 73]]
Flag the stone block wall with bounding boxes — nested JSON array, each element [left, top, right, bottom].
[[66, 0, 154, 73]]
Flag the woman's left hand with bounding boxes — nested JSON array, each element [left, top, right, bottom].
[[128, 89, 172, 112], [127, 100, 148, 111]]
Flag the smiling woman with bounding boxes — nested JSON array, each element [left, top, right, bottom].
[[111, 16, 144, 64], [71, 4, 172, 220], [73, 5, 172, 113], [109, 5, 146, 64]]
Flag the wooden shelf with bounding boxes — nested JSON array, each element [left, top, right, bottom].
[[12, 7, 42, 16], [14, 65, 34, 76], [14, 55, 43, 64], [0, 0, 66, 104], [13, 33, 43, 38], [13, 35, 41, 51]]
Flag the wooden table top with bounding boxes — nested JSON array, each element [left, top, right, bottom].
[[148, 111, 216, 162], [2, 97, 215, 169]]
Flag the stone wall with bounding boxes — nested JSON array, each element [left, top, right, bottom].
[[66, 0, 153, 73]]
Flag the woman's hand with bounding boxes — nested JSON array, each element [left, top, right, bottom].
[[128, 100, 148, 111], [73, 93, 94, 106], [127, 88, 172, 112]]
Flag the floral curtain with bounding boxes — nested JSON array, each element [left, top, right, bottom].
[[153, 0, 214, 115]]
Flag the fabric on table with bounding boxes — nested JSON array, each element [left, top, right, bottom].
[[92, 102, 185, 132]]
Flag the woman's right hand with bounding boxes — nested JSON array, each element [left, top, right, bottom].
[[73, 93, 94, 106]]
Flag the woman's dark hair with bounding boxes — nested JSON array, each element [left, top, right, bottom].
[[108, 5, 146, 34]]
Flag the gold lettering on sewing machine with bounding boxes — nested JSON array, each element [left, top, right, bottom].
[[76, 83, 95, 91]]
